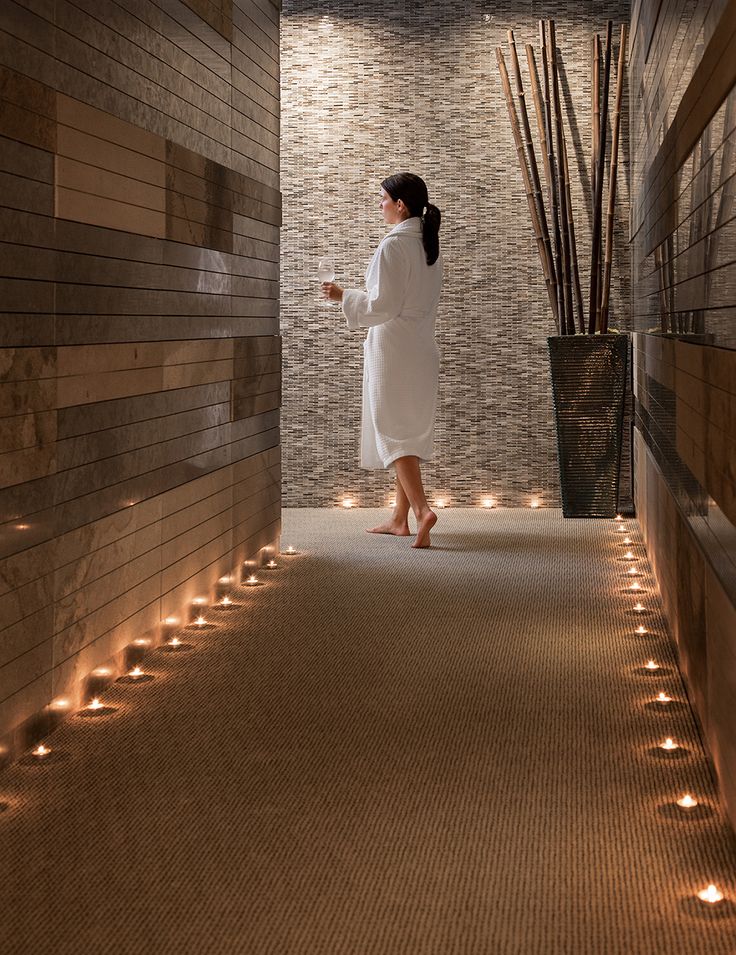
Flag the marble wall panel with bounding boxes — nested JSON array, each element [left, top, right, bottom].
[[0, 0, 281, 753]]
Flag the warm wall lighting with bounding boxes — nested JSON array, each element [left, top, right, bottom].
[[697, 884, 724, 905], [92, 667, 111, 677], [677, 793, 698, 810], [163, 616, 179, 626], [659, 738, 679, 751], [133, 638, 150, 647], [192, 597, 208, 607], [50, 698, 70, 710], [644, 660, 660, 671], [655, 692, 672, 704]]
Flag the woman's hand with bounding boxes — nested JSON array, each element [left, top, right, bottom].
[[321, 282, 344, 302]]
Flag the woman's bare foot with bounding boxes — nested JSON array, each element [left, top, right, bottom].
[[367, 519, 411, 536], [413, 510, 437, 548]]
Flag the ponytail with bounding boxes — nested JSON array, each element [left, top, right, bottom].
[[381, 172, 442, 266], [421, 203, 441, 266]]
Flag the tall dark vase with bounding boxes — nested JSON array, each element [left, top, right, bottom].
[[547, 334, 629, 518]]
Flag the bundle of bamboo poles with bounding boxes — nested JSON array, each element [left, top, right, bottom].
[[496, 20, 627, 334]]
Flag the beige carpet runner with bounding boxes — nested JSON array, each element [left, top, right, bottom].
[[0, 508, 735, 954]]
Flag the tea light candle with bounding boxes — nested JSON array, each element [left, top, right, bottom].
[[655, 691, 672, 704], [660, 737, 679, 751], [283, 545, 297, 555], [129, 666, 144, 679], [266, 560, 278, 569], [195, 615, 207, 627], [677, 793, 698, 810], [221, 596, 232, 607], [627, 566, 639, 576], [697, 884, 724, 904], [88, 698, 104, 711], [629, 582, 642, 591], [633, 602, 646, 612], [636, 625, 648, 635], [623, 537, 632, 545], [192, 597, 207, 606], [644, 660, 660, 671], [624, 550, 636, 559], [616, 525, 627, 532], [615, 514, 623, 522], [169, 637, 181, 647], [246, 575, 259, 586]]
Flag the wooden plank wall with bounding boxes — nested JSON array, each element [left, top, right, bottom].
[[630, 0, 736, 829], [0, 0, 281, 757]]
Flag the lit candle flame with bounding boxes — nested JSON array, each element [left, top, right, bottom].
[[629, 582, 642, 591], [195, 615, 207, 626], [616, 525, 626, 532], [677, 794, 698, 809], [634, 603, 646, 612], [266, 560, 277, 569], [636, 625, 648, 635], [285, 546, 295, 554], [623, 537, 632, 544], [88, 698, 103, 710], [192, 597, 207, 606], [697, 884, 724, 904], [615, 514, 623, 522], [130, 666, 144, 678], [169, 637, 180, 647], [660, 738, 679, 751], [656, 692, 672, 704], [624, 551, 635, 559], [645, 660, 660, 670], [628, 567, 639, 576], [247, 575, 259, 586], [34, 744, 50, 757], [221, 596, 232, 606]]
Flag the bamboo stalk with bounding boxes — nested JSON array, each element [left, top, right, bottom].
[[600, 23, 627, 333], [561, 131, 585, 332], [589, 20, 612, 333], [508, 30, 557, 325], [540, 20, 565, 331], [496, 47, 559, 328], [592, 34, 600, 215], [550, 20, 573, 334]]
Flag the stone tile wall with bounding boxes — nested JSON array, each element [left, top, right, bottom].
[[0, 0, 281, 756], [280, 0, 631, 508]]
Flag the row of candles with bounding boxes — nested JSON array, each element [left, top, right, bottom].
[[338, 497, 543, 509], [613, 514, 728, 908], [12, 545, 301, 783]]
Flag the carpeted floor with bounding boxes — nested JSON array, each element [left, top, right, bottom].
[[1, 508, 735, 955]]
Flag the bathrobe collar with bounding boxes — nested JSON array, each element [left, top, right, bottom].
[[388, 217, 422, 236]]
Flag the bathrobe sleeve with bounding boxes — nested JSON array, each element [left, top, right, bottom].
[[342, 238, 409, 330]]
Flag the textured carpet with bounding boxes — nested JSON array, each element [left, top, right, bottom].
[[0, 508, 735, 955]]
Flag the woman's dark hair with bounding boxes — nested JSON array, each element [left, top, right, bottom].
[[381, 172, 441, 266]]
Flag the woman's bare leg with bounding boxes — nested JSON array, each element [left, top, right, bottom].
[[366, 473, 411, 535], [394, 455, 437, 548]]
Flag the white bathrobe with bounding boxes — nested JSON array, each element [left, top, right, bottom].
[[342, 217, 443, 469]]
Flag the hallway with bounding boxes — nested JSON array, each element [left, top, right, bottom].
[[1, 509, 734, 954]]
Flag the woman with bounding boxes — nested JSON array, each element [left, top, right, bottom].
[[322, 172, 443, 549]]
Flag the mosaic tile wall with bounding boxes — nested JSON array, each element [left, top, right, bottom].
[[0, 0, 281, 754], [281, 0, 631, 507]]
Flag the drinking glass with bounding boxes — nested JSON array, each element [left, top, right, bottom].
[[317, 258, 335, 305]]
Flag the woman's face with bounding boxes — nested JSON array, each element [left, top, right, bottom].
[[380, 188, 407, 224]]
